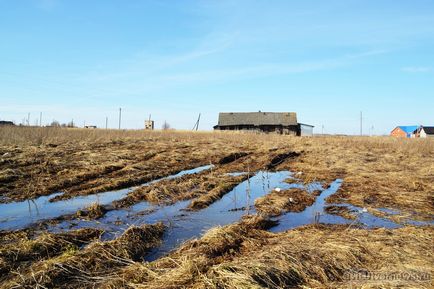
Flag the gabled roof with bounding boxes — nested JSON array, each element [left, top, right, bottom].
[[421, 126, 434, 134], [217, 112, 298, 126], [397, 126, 418, 134]]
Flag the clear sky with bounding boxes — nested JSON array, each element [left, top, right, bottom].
[[1, 0, 433, 134]]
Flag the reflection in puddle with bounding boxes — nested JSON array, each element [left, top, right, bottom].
[[50, 171, 294, 260], [0, 165, 213, 231], [3, 167, 432, 261], [48, 171, 432, 261]]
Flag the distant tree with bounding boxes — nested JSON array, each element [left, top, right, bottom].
[[67, 121, 75, 128], [50, 120, 61, 127], [162, 121, 170, 130]]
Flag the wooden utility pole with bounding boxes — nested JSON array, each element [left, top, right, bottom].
[[192, 113, 201, 131], [360, 111, 363, 136], [105, 117, 108, 129], [40, 112, 42, 127], [118, 108, 122, 130]]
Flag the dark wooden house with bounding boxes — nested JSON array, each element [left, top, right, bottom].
[[214, 112, 313, 136], [0, 121, 15, 126]]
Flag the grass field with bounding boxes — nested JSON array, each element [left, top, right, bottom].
[[0, 126, 433, 288]]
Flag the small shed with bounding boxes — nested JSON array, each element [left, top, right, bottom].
[[214, 112, 313, 136], [390, 126, 418, 138], [299, 123, 314, 137]]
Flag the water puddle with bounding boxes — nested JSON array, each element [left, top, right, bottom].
[[0, 165, 213, 231], [47, 171, 432, 260], [270, 179, 403, 232], [49, 171, 295, 259], [3, 167, 431, 262]]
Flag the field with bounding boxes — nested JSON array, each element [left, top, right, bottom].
[[0, 126, 433, 288]]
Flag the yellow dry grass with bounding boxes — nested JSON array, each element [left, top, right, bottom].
[[0, 127, 433, 288]]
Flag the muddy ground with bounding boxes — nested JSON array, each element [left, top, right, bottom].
[[0, 128, 433, 288]]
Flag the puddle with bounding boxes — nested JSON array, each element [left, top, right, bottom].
[[0, 165, 213, 231], [49, 171, 295, 260], [270, 180, 403, 232], [46, 171, 432, 260], [4, 167, 432, 262], [225, 172, 247, 177], [377, 207, 400, 215], [147, 165, 213, 185]]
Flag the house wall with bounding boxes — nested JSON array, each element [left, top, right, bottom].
[[390, 127, 407, 138], [144, 120, 154, 130], [420, 130, 434, 138], [216, 125, 298, 135]]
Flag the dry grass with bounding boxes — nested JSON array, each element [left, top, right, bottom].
[[104, 215, 276, 288], [75, 202, 107, 220], [187, 175, 250, 210], [113, 168, 248, 209], [324, 205, 358, 220], [255, 188, 315, 216], [0, 228, 102, 281], [199, 225, 433, 288], [2, 223, 165, 288], [0, 129, 265, 202], [1, 128, 433, 288], [100, 220, 433, 289]]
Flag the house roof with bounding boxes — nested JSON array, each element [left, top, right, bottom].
[[421, 126, 434, 134], [397, 126, 418, 134], [217, 112, 298, 126]]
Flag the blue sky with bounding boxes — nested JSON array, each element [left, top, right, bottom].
[[1, 0, 433, 134]]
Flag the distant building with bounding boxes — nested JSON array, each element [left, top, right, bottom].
[[417, 126, 434, 138], [84, 125, 97, 129], [0, 121, 15, 126], [390, 126, 418, 138], [214, 112, 314, 136], [145, 120, 154, 130]]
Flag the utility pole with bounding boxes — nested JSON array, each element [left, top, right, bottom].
[[321, 125, 324, 135], [118, 108, 122, 130], [192, 113, 201, 131], [105, 117, 108, 129], [27, 113, 30, 126], [360, 111, 363, 136], [40, 112, 42, 127]]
